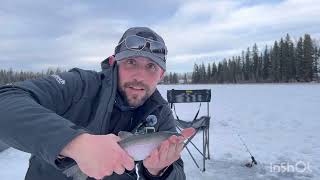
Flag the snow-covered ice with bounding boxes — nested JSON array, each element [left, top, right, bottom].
[[1, 84, 319, 179]]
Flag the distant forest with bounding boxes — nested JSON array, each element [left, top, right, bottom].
[[1, 33, 319, 85], [163, 34, 320, 84], [0, 68, 66, 85]]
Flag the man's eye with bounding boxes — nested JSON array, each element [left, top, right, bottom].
[[127, 59, 136, 65], [147, 63, 157, 71]]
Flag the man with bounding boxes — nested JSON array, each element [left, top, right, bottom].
[[0, 27, 194, 180]]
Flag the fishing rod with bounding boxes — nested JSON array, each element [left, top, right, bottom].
[[230, 124, 258, 167]]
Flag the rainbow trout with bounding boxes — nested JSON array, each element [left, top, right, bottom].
[[63, 131, 181, 180]]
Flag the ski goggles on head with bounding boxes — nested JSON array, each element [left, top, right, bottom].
[[115, 35, 167, 58]]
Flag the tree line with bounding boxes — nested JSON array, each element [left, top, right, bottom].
[[162, 72, 180, 84], [1, 33, 319, 85], [192, 34, 319, 84], [0, 68, 66, 85], [162, 33, 319, 84]]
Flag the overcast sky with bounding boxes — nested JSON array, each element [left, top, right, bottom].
[[1, 0, 320, 73]]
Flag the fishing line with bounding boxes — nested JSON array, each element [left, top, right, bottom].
[[229, 124, 258, 167]]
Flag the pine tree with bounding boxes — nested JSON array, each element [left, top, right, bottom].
[[217, 62, 223, 83], [201, 63, 207, 83], [303, 34, 314, 82], [222, 59, 229, 83], [235, 56, 243, 82], [296, 37, 304, 81], [173, 73, 179, 84], [271, 41, 280, 82], [211, 62, 217, 83], [192, 64, 199, 83], [258, 52, 263, 82], [163, 74, 169, 84], [318, 47, 320, 81], [241, 51, 246, 81], [183, 73, 188, 84], [230, 57, 237, 83], [244, 48, 251, 81], [169, 72, 173, 84], [263, 45, 271, 80], [189, 33, 319, 84], [207, 63, 211, 83], [252, 43, 259, 81], [313, 47, 319, 81], [279, 38, 289, 82], [285, 34, 295, 82]]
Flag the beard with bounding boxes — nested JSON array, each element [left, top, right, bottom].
[[118, 80, 153, 107]]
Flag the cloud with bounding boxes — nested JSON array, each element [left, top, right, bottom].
[[0, 1, 131, 71], [0, 0, 319, 72], [152, 0, 320, 72]]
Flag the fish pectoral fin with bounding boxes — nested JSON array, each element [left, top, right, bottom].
[[118, 131, 134, 140]]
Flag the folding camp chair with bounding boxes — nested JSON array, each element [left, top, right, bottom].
[[167, 89, 211, 171]]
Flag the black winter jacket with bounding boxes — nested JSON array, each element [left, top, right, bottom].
[[0, 59, 186, 180]]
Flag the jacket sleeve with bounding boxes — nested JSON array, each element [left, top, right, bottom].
[[138, 105, 186, 180], [0, 69, 88, 168]]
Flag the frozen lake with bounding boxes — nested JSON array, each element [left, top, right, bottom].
[[1, 84, 320, 179]]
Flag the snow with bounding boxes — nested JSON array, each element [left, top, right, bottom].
[[1, 84, 320, 179]]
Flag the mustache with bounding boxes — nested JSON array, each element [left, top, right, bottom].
[[124, 80, 149, 90]]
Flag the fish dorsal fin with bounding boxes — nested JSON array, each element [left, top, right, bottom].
[[118, 131, 133, 140]]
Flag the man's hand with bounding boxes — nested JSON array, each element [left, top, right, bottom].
[[61, 133, 134, 179], [143, 128, 195, 175]]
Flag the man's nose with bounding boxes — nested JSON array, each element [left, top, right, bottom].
[[131, 66, 146, 81]]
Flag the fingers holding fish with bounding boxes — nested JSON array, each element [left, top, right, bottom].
[[113, 163, 125, 175], [143, 148, 160, 167], [168, 135, 179, 144], [101, 168, 113, 177], [60, 133, 136, 179], [120, 150, 135, 171], [181, 127, 196, 139], [114, 143, 135, 171], [153, 130, 195, 167], [106, 133, 135, 172], [167, 128, 195, 147], [159, 140, 170, 162], [169, 135, 185, 154], [176, 141, 184, 153], [166, 140, 178, 161]]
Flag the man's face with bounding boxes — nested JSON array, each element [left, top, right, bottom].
[[117, 56, 164, 107]]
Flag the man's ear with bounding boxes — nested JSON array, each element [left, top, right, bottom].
[[159, 70, 165, 81], [108, 55, 115, 65]]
